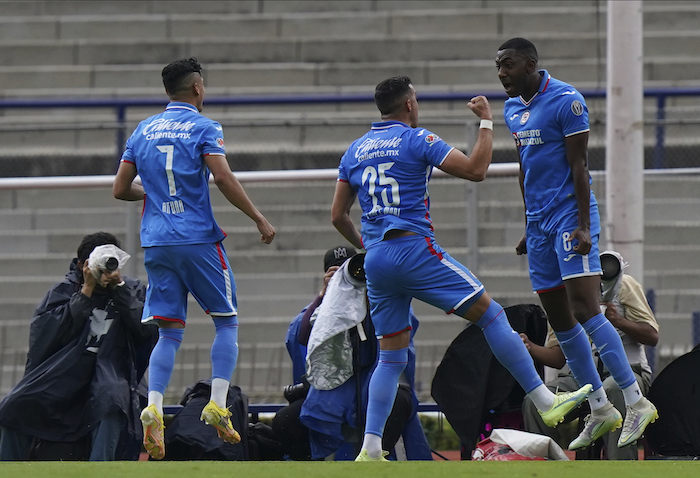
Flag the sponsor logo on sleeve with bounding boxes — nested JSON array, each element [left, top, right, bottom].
[[216, 138, 225, 148], [425, 133, 440, 146], [571, 100, 584, 116]]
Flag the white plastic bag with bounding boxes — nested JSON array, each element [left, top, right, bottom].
[[87, 244, 130, 280], [489, 429, 569, 461]]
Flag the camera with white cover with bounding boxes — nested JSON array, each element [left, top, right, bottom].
[[87, 244, 131, 280]]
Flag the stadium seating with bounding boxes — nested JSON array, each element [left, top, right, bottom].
[[0, 0, 698, 403]]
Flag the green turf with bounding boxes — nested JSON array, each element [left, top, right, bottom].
[[0, 460, 698, 478]]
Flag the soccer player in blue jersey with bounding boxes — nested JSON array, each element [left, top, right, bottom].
[[331, 76, 592, 462], [113, 57, 275, 460], [495, 38, 657, 452]]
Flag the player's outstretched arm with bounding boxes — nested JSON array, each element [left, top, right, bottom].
[[330, 180, 363, 250], [113, 161, 145, 201], [205, 154, 275, 244], [438, 95, 493, 181]]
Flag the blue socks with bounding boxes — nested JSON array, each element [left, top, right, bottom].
[[582, 312, 636, 389], [149, 328, 184, 394], [365, 348, 408, 438], [476, 300, 543, 394], [554, 322, 604, 392], [211, 316, 239, 381]]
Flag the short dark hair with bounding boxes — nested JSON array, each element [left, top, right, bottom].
[[77, 232, 120, 264], [162, 57, 202, 96], [498, 37, 539, 63], [374, 76, 413, 116]]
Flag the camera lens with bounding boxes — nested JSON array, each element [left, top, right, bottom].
[[104, 257, 119, 272], [283, 381, 310, 403], [348, 253, 366, 282]]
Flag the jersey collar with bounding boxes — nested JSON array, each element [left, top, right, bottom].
[[519, 69, 551, 106], [371, 120, 410, 130], [165, 101, 199, 113]]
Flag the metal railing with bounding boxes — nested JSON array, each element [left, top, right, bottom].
[[1, 86, 700, 168]]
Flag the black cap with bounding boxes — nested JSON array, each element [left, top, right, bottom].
[[323, 246, 358, 272]]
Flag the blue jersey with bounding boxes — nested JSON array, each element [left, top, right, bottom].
[[121, 102, 226, 247], [338, 120, 453, 248], [503, 70, 594, 219]]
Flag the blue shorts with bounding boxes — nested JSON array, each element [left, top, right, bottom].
[[142, 242, 237, 325], [365, 235, 484, 337], [526, 200, 602, 293]]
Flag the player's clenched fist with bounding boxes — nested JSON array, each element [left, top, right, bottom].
[[467, 95, 492, 121]]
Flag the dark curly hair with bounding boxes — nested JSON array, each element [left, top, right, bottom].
[[374, 76, 413, 116], [162, 57, 202, 96], [77, 232, 120, 264]]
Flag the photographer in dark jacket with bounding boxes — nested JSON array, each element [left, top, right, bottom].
[[0, 232, 157, 461]]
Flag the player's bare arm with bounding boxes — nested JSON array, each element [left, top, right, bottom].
[[113, 161, 145, 201], [438, 96, 493, 181], [565, 131, 592, 254], [204, 153, 275, 244], [330, 180, 363, 250], [516, 151, 527, 255]]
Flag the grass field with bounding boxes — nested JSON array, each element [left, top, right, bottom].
[[1, 460, 699, 478]]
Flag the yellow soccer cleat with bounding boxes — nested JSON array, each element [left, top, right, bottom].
[[355, 449, 389, 462], [201, 400, 241, 444], [140, 404, 165, 460], [539, 384, 593, 428]]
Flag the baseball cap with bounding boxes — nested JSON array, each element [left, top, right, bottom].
[[324, 245, 358, 272]]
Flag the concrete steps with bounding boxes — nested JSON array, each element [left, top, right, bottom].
[[1, 0, 699, 399]]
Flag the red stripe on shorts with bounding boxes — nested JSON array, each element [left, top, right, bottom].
[[425, 237, 443, 260], [216, 242, 228, 270]]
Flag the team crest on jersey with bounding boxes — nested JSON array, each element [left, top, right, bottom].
[[520, 111, 530, 125], [216, 138, 225, 147], [425, 133, 440, 145], [571, 100, 584, 116]]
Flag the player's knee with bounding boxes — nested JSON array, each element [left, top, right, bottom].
[[475, 299, 505, 330], [213, 315, 238, 330]]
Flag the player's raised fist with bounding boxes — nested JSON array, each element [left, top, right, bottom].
[[467, 95, 492, 121]]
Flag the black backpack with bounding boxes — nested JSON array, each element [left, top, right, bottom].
[[163, 380, 249, 460]]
